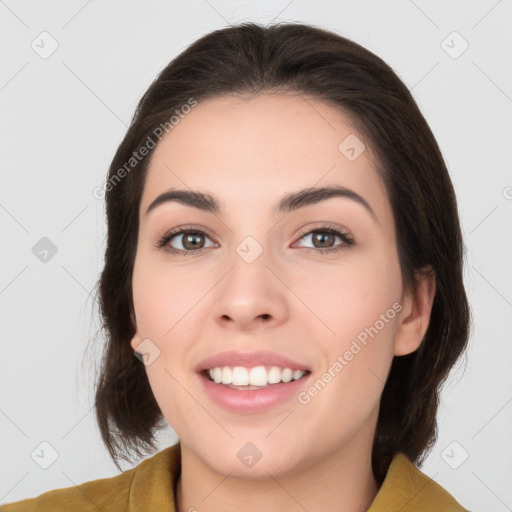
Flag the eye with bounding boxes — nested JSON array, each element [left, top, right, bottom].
[[156, 226, 217, 256], [294, 225, 354, 253], [156, 224, 354, 256]]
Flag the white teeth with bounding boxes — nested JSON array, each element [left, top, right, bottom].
[[292, 369, 304, 381], [232, 366, 249, 386], [221, 367, 232, 385], [267, 366, 281, 384], [282, 368, 293, 383], [249, 366, 267, 386], [212, 367, 222, 383], [207, 366, 306, 387]]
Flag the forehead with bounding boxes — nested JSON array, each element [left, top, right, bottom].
[[140, 93, 391, 224]]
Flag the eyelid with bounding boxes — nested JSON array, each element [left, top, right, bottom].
[[160, 224, 217, 241], [294, 223, 352, 241]]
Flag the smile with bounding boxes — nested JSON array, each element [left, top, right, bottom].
[[205, 365, 308, 388]]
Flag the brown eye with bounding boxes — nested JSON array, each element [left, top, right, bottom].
[[310, 231, 335, 249], [296, 226, 354, 253], [156, 228, 217, 255], [179, 232, 206, 250]]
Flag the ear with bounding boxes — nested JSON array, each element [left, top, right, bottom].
[[130, 334, 140, 352], [129, 308, 139, 351], [394, 267, 436, 356]]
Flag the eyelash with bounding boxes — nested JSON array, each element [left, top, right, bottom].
[[156, 224, 355, 257]]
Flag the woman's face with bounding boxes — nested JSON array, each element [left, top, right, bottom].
[[131, 93, 424, 477]]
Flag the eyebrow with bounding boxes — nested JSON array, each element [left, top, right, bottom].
[[145, 185, 377, 222]]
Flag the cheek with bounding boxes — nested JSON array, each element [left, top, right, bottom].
[[294, 267, 400, 442], [290, 252, 401, 406], [132, 247, 206, 340], [132, 253, 205, 432], [290, 251, 402, 344], [131, 248, 214, 411]]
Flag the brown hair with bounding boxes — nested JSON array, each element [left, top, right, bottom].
[[92, 22, 470, 482]]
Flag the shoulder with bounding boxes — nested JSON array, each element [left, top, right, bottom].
[[0, 443, 181, 512], [0, 469, 134, 512], [368, 452, 469, 512]]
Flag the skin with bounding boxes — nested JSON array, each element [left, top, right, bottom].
[[130, 93, 436, 512]]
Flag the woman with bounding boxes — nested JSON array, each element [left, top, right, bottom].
[[1, 22, 470, 511]]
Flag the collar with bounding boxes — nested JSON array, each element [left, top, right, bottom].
[[367, 452, 468, 511]]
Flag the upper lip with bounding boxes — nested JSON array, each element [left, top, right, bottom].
[[196, 350, 311, 372]]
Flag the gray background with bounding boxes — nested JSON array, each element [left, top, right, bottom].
[[1, 1, 511, 511]]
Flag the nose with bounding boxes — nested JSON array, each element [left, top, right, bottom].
[[212, 253, 289, 332]]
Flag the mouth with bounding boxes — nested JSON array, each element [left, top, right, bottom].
[[199, 366, 312, 390], [197, 364, 312, 413]]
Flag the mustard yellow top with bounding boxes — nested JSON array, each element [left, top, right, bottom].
[[0, 442, 468, 511]]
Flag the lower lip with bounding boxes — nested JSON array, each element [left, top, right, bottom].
[[197, 372, 311, 413]]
